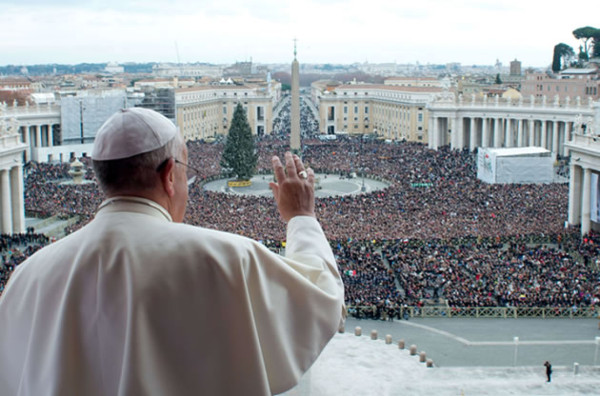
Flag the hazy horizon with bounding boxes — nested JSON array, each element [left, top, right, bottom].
[[1, 0, 596, 69]]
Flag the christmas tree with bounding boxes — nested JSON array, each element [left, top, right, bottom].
[[220, 103, 258, 181]]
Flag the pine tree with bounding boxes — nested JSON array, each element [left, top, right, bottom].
[[220, 103, 258, 181]]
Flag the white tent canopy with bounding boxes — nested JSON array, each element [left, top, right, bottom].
[[477, 147, 554, 184]]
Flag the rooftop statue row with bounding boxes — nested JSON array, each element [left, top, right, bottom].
[[431, 93, 596, 109]]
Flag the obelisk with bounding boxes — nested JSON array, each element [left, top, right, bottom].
[[290, 40, 301, 152]]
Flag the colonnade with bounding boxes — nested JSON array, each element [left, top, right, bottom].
[[0, 165, 25, 234], [429, 114, 575, 156], [427, 96, 595, 156]]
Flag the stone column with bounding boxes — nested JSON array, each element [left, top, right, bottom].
[[568, 164, 582, 225], [529, 120, 535, 146], [566, 122, 573, 143], [49, 124, 54, 147], [428, 115, 435, 149], [582, 167, 592, 235], [482, 117, 489, 148], [10, 165, 24, 233], [469, 117, 477, 151], [494, 118, 502, 147], [431, 117, 439, 150], [1, 169, 12, 234], [454, 116, 464, 150], [517, 119, 523, 147], [506, 119, 514, 148], [540, 121, 547, 149], [551, 121, 559, 158], [35, 125, 42, 148]]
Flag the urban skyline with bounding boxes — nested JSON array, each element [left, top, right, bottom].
[[1, 0, 596, 68]]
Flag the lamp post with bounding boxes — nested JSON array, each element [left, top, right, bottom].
[[79, 99, 85, 144]]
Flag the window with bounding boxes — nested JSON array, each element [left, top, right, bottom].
[[344, 106, 348, 114], [354, 106, 358, 113], [418, 114, 423, 122], [365, 106, 369, 114], [223, 106, 227, 114]]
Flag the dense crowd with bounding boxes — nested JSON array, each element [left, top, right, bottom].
[[272, 96, 320, 137], [5, 132, 600, 311], [0, 232, 50, 293]]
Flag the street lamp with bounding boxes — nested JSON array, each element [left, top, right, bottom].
[[79, 99, 85, 144]]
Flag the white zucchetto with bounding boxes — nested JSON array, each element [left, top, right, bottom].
[[92, 108, 177, 161]]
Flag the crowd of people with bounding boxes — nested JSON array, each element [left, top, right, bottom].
[[0, 232, 50, 293], [272, 96, 320, 137], [7, 134, 600, 312]]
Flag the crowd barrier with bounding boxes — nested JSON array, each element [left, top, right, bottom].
[[347, 305, 598, 320]]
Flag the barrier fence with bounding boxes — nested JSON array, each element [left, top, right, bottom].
[[347, 305, 598, 320]]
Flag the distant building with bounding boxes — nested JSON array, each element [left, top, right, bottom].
[[174, 81, 281, 140], [510, 59, 522, 76], [313, 82, 442, 142], [153, 63, 223, 78], [521, 68, 600, 101], [60, 90, 127, 145], [0, 79, 32, 91], [384, 77, 442, 88], [104, 62, 124, 74]]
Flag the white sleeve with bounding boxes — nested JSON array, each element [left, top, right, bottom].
[[245, 215, 345, 394]]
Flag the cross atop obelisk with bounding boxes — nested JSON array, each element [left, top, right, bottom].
[[290, 38, 301, 153]]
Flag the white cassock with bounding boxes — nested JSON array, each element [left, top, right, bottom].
[[0, 197, 345, 396]]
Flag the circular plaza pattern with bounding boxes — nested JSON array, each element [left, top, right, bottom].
[[202, 173, 390, 198]]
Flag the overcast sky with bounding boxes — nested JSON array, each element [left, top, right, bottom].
[[1, 0, 596, 68]]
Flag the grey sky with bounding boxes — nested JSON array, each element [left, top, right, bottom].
[[0, 0, 596, 67]]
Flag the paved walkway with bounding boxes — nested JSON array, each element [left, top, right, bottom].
[[345, 317, 600, 368], [202, 173, 389, 198]]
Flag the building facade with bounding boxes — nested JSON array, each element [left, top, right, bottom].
[[521, 69, 600, 101], [174, 82, 281, 141], [314, 83, 441, 142], [565, 101, 600, 235]]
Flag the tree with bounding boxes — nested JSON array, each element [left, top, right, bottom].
[[552, 43, 575, 72], [593, 30, 600, 58], [578, 45, 589, 62], [573, 26, 599, 59], [220, 103, 258, 181], [495, 73, 502, 84]]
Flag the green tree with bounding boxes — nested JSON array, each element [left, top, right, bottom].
[[573, 26, 599, 59], [220, 103, 258, 181], [495, 73, 502, 84], [593, 30, 600, 58], [578, 45, 589, 62], [552, 43, 575, 72]]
